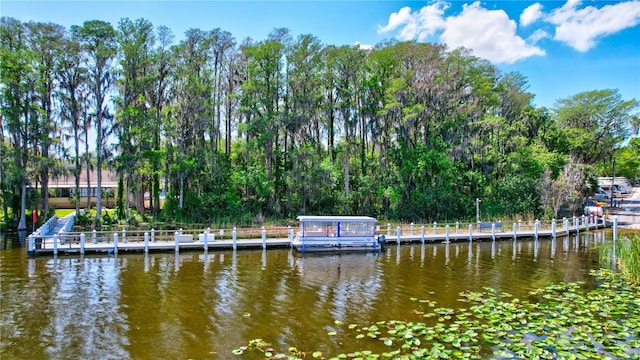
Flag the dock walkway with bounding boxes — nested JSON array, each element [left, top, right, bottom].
[[28, 215, 614, 256]]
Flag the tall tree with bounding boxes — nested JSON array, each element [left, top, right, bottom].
[[25, 21, 66, 217], [57, 26, 89, 216], [75, 20, 117, 228], [115, 17, 155, 220], [0, 17, 36, 230], [554, 89, 639, 164]]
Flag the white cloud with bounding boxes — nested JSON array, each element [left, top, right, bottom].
[[547, 0, 640, 52], [378, 1, 545, 64], [378, 1, 448, 41], [441, 2, 545, 64], [520, 3, 544, 26], [528, 29, 550, 44]]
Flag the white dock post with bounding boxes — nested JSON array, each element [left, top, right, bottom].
[[203, 229, 209, 253], [574, 216, 579, 235], [582, 215, 587, 231], [387, 223, 391, 236], [92, 229, 97, 244], [53, 234, 58, 256], [468, 224, 473, 242], [151, 228, 155, 243], [144, 232, 149, 253], [518, 219, 522, 231], [262, 226, 267, 249], [445, 225, 450, 243], [122, 229, 126, 243], [455, 222, 459, 233], [80, 233, 86, 255], [491, 223, 496, 241], [410, 222, 414, 235], [512, 222, 517, 240], [396, 226, 401, 244], [174, 231, 179, 253], [601, 215, 606, 228], [613, 217, 618, 241], [28, 235, 35, 256], [232, 227, 237, 250], [420, 225, 425, 244], [113, 232, 118, 254], [564, 217, 569, 234], [433, 222, 437, 234], [534, 220, 539, 240], [551, 219, 556, 238]]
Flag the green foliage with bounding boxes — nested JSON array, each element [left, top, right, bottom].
[[4, 17, 638, 228]]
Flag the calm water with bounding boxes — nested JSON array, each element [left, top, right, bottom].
[[1, 232, 609, 359]]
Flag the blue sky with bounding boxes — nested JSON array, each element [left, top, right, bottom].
[[2, 0, 639, 109]]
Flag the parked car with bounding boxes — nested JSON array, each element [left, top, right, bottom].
[[589, 188, 612, 203], [599, 185, 623, 198]]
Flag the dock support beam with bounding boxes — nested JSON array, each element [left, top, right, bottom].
[[445, 225, 450, 243], [396, 226, 401, 244], [512, 222, 517, 241], [113, 233, 118, 255], [420, 225, 425, 244], [551, 219, 556, 239], [174, 232, 179, 253], [144, 232, 149, 253], [468, 224, 473, 242]]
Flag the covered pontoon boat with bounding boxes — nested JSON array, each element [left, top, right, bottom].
[[292, 216, 383, 252]]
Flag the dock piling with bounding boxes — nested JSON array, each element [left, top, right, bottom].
[[80, 233, 86, 255], [233, 227, 237, 250], [262, 227, 267, 249], [491, 223, 496, 241], [174, 232, 179, 253], [396, 226, 401, 244], [420, 225, 425, 244], [92, 230, 97, 244], [113, 233, 118, 254], [144, 232, 149, 253], [53, 234, 58, 256], [551, 219, 556, 239], [28, 235, 35, 256], [468, 224, 473, 242], [512, 222, 517, 240], [445, 225, 450, 243], [433, 222, 437, 234]]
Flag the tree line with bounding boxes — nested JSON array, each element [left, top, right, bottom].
[[1, 17, 638, 230]]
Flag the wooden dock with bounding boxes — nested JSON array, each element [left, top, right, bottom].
[[27, 215, 616, 256]]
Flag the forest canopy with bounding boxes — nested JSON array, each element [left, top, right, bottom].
[[1, 17, 638, 229]]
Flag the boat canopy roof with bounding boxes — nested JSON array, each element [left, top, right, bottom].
[[297, 216, 377, 223]]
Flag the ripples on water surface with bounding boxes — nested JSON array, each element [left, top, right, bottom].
[[1, 232, 608, 359]]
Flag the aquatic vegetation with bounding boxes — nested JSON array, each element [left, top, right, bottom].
[[601, 234, 640, 285], [233, 269, 639, 359]]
